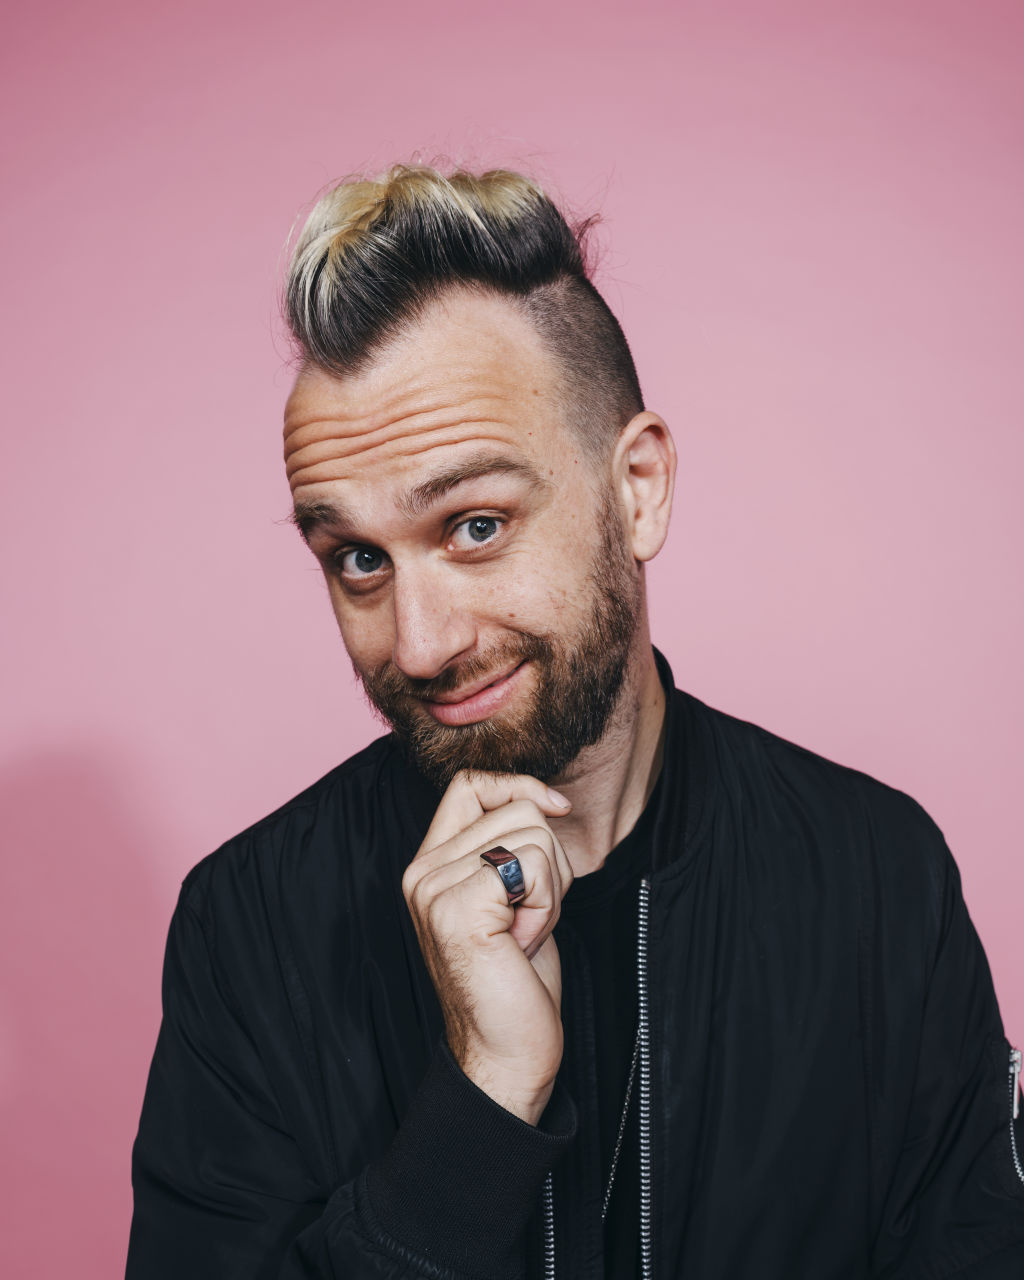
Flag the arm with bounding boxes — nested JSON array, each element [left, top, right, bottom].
[[127, 886, 576, 1280], [868, 810, 1024, 1277]]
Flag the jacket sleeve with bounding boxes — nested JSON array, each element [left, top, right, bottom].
[[127, 886, 576, 1280], [866, 801, 1024, 1278]]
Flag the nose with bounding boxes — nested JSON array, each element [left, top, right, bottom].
[[390, 564, 477, 680]]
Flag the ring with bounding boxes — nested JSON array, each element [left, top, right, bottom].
[[480, 846, 526, 906]]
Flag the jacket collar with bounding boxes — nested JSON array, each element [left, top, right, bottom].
[[649, 648, 709, 877]]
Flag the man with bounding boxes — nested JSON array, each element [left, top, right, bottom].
[[127, 164, 1024, 1279]]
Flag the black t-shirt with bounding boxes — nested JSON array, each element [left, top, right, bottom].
[[559, 767, 669, 1278]]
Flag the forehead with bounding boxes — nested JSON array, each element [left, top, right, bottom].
[[283, 290, 569, 500]]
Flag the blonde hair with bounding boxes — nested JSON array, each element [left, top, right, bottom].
[[284, 163, 642, 455]]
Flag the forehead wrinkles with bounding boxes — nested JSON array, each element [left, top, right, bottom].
[[288, 424, 522, 494], [285, 383, 516, 461], [284, 306, 563, 489]]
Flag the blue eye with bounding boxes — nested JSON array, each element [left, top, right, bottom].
[[449, 516, 502, 550], [466, 517, 498, 543], [340, 547, 384, 575]]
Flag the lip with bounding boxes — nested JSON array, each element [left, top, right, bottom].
[[423, 662, 528, 726]]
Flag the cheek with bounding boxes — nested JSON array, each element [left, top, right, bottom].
[[494, 568, 578, 632], [324, 581, 393, 667]]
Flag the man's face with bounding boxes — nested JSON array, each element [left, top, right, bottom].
[[283, 289, 644, 788]]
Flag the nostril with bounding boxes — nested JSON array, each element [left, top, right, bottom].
[[392, 616, 476, 682]]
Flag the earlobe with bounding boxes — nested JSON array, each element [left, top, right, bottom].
[[616, 412, 676, 562]]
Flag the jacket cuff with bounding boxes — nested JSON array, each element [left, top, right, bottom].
[[363, 1038, 577, 1279]]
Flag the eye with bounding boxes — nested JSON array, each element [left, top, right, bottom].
[[451, 516, 502, 550], [338, 546, 386, 577]]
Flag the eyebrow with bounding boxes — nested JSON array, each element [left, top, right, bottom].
[[290, 452, 546, 544]]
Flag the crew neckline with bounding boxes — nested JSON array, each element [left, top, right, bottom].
[[560, 766, 662, 912]]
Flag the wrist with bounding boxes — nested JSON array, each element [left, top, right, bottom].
[[458, 1056, 556, 1126]]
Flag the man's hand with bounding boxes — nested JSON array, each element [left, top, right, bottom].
[[402, 771, 574, 1126]]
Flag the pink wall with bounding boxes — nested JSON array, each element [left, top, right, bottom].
[[2, 1, 1021, 1273]]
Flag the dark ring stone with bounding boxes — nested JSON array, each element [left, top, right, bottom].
[[480, 846, 527, 905]]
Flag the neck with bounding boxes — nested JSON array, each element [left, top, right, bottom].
[[547, 631, 667, 877]]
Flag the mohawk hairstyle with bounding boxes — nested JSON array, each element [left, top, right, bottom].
[[284, 163, 643, 457]]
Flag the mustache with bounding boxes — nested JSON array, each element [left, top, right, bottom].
[[360, 631, 553, 704]]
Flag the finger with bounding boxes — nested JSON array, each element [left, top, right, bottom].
[[417, 832, 561, 915], [426, 845, 558, 952], [411, 798, 564, 877], [510, 895, 560, 959], [479, 841, 557, 909], [529, 934, 562, 1006], [481, 817, 572, 905], [505, 869, 564, 959], [541, 826, 573, 900], [421, 770, 571, 850], [408, 815, 573, 927], [491, 823, 571, 906], [470, 841, 563, 961]]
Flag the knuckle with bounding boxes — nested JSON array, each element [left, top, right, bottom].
[[514, 840, 547, 866], [400, 864, 420, 901], [517, 839, 547, 870], [408, 877, 432, 918], [504, 798, 544, 829]]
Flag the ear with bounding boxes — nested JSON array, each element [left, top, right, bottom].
[[611, 412, 676, 562]]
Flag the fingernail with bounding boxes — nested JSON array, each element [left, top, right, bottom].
[[547, 788, 571, 809]]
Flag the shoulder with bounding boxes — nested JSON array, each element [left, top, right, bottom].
[[682, 688, 956, 924], [178, 733, 406, 923], [683, 686, 939, 822]]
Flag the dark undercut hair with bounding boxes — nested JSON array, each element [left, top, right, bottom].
[[283, 164, 643, 457]]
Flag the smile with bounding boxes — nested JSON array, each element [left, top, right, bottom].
[[422, 662, 528, 727]]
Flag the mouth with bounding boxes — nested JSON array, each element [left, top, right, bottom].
[[422, 661, 528, 727]]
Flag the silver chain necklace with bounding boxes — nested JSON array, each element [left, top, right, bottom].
[[601, 1016, 642, 1219]]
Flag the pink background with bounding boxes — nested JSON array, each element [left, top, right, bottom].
[[2, 1, 1022, 1274]]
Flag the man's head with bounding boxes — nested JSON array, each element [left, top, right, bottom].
[[285, 165, 643, 463], [282, 165, 675, 787]]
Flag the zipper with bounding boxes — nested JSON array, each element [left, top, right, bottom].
[[1010, 1046, 1024, 1186], [638, 878, 653, 1280], [543, 903, 1020, 1277], [541, 880, 655, 1279], [542, 1171, 555, 1279]]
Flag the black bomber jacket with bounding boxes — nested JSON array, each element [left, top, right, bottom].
[[127, 657, 1024, 1278]]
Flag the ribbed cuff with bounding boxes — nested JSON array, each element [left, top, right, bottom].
[[363, 1038, 577, 1279]]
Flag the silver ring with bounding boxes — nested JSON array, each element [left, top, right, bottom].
[[480, 846, 526, 906]]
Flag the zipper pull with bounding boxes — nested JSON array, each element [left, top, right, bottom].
[[1011, 1047, 1022, 1122]]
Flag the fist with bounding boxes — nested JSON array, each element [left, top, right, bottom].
[[401, 771, 574, 1124]]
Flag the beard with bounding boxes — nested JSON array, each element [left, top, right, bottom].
[[354, 494, 644, 789]]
